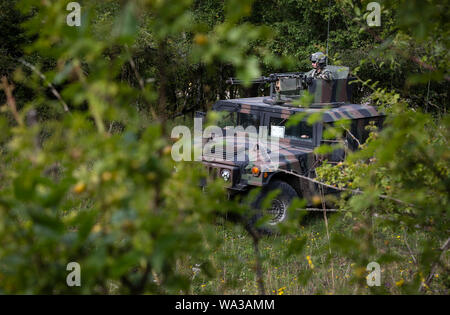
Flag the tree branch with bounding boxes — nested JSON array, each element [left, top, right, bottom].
[[1, 76, 23, 126], [420, 237, 450, 292], [244, 225, 266, 295], [18, 59, 70, 113], [278, 169, 416, 208]]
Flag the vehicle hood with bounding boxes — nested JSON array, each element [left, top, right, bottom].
[[201, 133, 313, 173]]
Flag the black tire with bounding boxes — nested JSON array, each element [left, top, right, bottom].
[[248, 180, 298, 234]]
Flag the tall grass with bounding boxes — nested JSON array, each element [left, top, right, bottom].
[[185, 213, 448, 295]]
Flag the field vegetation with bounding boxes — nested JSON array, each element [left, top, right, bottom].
[[0, 0, 448, 294]]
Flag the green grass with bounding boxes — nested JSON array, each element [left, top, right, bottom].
[[186, 213, 448, 295]]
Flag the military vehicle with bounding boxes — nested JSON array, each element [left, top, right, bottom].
[[199, 66, 384, 228]]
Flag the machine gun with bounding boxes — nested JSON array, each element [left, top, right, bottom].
[[226, 72, 308, 85], [226, 72, 310, 105], [226, 66, 352, 107]]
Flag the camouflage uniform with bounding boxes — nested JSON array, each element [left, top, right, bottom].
[[305, 67, 333, 80]]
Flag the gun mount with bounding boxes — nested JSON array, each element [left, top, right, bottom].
[[227, 66, 352, 108]]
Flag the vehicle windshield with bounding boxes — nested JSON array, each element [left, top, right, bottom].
[[216, 111, 236, 129], [269, 117, 313, 142], [216, 111, 260, 132]]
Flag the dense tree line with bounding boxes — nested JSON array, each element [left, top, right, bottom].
[[1, 0, 447, 121]]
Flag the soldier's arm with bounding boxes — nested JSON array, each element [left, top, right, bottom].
[[318, 70, 333, 80], [305, 69, 314, 78]]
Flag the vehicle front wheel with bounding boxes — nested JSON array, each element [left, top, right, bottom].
[[249, 180, 298, 234]]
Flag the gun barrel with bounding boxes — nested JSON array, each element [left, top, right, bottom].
[[226, 77, 270, 85], [226, 72, 306, 85]]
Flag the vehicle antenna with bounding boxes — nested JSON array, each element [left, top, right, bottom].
[[326, 0, 331, 65]]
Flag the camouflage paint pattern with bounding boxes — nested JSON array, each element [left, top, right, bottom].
[[203, 76, 384, 197], [308, 78, 352, 105], [213, 97, 381, 122], [202, 134, 313, 188]]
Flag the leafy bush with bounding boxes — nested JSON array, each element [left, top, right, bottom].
[[0, 0, 448, 295]]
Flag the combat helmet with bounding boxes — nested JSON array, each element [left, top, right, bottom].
[[310, 52, 327, 68]]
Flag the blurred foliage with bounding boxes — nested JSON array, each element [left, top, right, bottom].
[[0, 0, 260, 294], [0, 0, 448, 294]]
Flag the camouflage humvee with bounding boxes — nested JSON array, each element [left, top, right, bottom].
[[199, 66, 384, 227]]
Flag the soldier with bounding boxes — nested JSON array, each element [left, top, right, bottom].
[[305, 52, 333, 83]]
